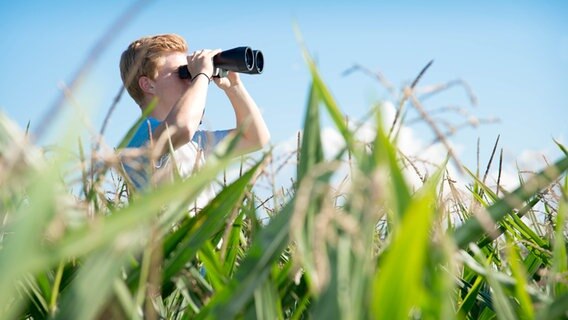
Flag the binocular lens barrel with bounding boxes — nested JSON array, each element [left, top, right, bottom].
[[252, 50, 263, 74], [213, 46, 255, 72], [177, 46, 263, 80]]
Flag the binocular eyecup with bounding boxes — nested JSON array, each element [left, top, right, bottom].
[[178, 46, 263, 80]]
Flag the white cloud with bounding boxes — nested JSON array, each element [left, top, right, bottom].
[[321, 127, 345, 158], [258, 101, 460, 196], [517, 149, 552, 171]]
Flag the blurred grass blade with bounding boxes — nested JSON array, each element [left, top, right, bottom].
[[457, 275, 485, 316], [222, 210, 245, 277], [198, 242, 228, 291], [372, 110, 411, 219], [54, 246, 133, 320], [0, 138, 238, 318], [464, 166, 550, 252], [536, 294, 568, 320], [254, 275, 284, 320], [19, 274, 49, 318], [551, 175, 567, 297], [554, 139, 568, 156], [505, 237, 535, 319], [422, 237, 458, 320], [297, 82, 324, 182], [159, 158, 264, 290], [196, 200, 295, 319], [470, 245, 517, 320], [458, 250, 549, 305], [53, 150, 237, 263], [372, 165, 444, 319], [0, 163, 60, 317]]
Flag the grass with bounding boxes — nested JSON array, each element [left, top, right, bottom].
[[1, 22, 568, 320]]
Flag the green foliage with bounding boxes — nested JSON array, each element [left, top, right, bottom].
[[1, 37, 567, 320]]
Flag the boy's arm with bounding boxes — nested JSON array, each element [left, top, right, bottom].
[[215, 72, 270, 156], [152, 75, 209, 153], [152, 50, 219, 156]]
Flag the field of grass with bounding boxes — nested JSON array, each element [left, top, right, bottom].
[[1, 30, 568, 320]]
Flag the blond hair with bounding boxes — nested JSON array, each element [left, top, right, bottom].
[[119, 34, 188, 106]]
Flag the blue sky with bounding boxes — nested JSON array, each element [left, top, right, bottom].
[[1, 0, 567, 172]]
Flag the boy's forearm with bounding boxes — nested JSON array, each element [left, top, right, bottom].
[[225, 84, 270, 150], [154, 77, 210, 152]]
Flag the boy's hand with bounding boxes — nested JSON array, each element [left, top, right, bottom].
[[213, 71, 242, 91], [187, 49, 220, 79]]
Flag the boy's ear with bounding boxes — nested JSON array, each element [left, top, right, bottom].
[[138, 76, 155, 94]]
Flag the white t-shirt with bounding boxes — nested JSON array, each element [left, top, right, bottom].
[[123, 117, 229, 208]]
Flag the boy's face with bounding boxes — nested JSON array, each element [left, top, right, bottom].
[[151, 51, 190, 113]]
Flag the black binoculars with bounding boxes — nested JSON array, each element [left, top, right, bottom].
[[178, 46, 263, 80]]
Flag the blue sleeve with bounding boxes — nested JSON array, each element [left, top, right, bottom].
[[127, 117, 162, 148], [123, 117, 163, 190]]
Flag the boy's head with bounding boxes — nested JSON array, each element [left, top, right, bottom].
[[119, 34, 188, 106]]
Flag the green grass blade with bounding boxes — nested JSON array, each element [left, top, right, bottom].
[[505, 238, 535, 320], [554, 139, 568, 156], [551, 175, 568, 297], [470, 245, 518, 320], [159, 159, 264, 288], [196, 200, 295, 319], [0, 163, 60, 317], [522, 251, 545, 278], [372, 110, 412, 219], [18, 274, 49, 319], [198, 242, 228, 291], [464, 166, 550, 253], [457, 275, 485, 316], [253, 275, 284, 320], [297, 82, 324, 183], [54, 151, 236, 263], [454, 156, 568, 249], [536, 293, 568, 320], [372, 165, 444, 319], [222, 210, 245, 278], [54, 246, 134, 320]]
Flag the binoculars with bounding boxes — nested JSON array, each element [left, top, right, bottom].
[[178, 46, 264, 79]]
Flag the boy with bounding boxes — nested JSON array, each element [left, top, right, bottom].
[[119, 34, 270, 204]]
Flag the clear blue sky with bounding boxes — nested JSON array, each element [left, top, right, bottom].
[[1, 0, 567, 170]]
